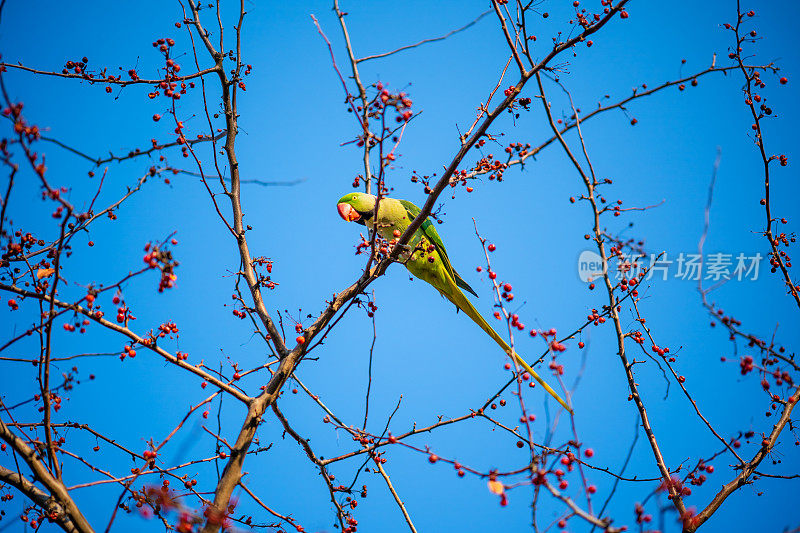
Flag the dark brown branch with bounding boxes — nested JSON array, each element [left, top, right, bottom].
[[687, 386, 800, 531], [357, 10, 491, 63], [0, 62, 220, 86], [272, 403, 347, 530], [0, 418, 93, 532], [534, 71, 688, 517], [391, 0, 630, 265], [0, 465, 80, 533], [0, 282, 250, 403]]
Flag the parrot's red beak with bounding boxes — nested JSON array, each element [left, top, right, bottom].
[[337, 203, 361, 222]]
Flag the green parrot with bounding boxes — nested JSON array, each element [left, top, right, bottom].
[[336, 192, 572, 413]]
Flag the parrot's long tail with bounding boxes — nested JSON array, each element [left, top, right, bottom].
[[444, 284, 573, 414]]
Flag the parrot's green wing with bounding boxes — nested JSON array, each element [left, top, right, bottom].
[[398, 199, 479, 298]]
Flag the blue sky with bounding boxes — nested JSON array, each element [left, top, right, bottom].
[[1, 1, 799, 532]]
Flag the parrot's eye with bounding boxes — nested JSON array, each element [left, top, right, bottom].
[[351, 195, 356, 200]]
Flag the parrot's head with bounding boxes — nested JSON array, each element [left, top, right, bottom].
[[336, 192, 376, 226]]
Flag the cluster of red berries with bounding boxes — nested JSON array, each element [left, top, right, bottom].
[[133, 481, 178, 517], [377, 82, 413, 123], [617, 276, 638, 296], [650, 344, 669, 357], [634, 503, 652, 524], [61, 57, 90, 75], [352, 83, 412, 150], [157, 321, 179, 337], [502, 85, 518, 98], [62, 318, 90, 334], [354, 233, 377, 256], [143, 241, 179, 292], [711, 306, 743, 329], [422, 449, 471, 482], [2, 230, 44, 262], [505, 311, 523, 331], [570, 0, 606, 29], [19, 511, 49, 529], [504, 141, 532, 158], [142, 449, 158, 461], [587, 308, 606, 326], [500, 281, 515, 303], [115, 303, 134, 324], [342, 515, 359, 533], [536, 328, 566, 353], [551, 451, 580, 490], [121, 344, 137, 361], [473, 153, 508, 182], [175, 511, 196, 533], [252, 256, 277, 289], [688, 462, 715, 487], [3, 103, 41, 143], [657, 475, 692, 498], [36, 392, 62, 413]]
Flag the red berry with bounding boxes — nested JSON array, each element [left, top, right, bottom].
[[487, 244, 496, 252], [780, 77, 788, 85], [296, 336, 305, 344]]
